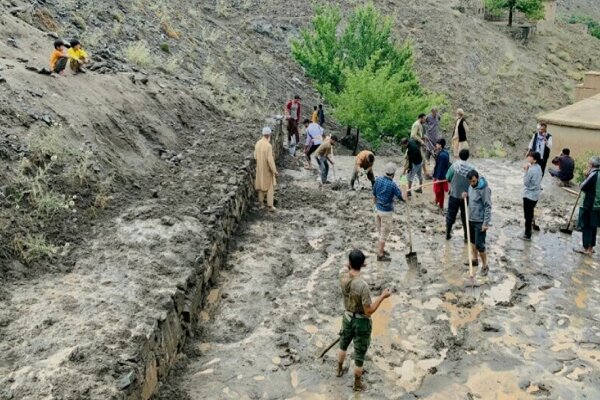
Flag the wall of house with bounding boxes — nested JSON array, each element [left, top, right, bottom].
[[547, 124, 600, 159]]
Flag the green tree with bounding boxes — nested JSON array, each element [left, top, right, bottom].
[[332, 57, 445, 147], [291, 5, 344, 92], [484, 0, 545, 27]]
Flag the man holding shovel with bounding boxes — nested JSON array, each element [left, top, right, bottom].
[[462, 170, 492, 276], [337, 249, 392, 391], [373, 163, 405, 262]]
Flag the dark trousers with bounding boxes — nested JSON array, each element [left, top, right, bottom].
[[523, 197, 538, 237], [317, 156, 329, 184], [583, 227, 598, 249], [287, 119, 299, 145], [305, 144, 319, 162], [446, 196, 467, 238], [54, 57, 68, 74], [350, 168, 375, 189], [539, 157, 549, 176]]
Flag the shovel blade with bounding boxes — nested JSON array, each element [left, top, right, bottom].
[[406, 252, 418, 269], [559, 228, 573, 235]]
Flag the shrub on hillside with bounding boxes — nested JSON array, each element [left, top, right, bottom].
[[125, 42, 153, 68]]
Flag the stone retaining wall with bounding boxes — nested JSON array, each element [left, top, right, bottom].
[[121, 120, 284, 399]]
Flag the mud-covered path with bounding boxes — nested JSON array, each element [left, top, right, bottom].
[[158, 155, 600, 400]]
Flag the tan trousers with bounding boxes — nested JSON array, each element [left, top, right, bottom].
[[258, 185, 274, 208]]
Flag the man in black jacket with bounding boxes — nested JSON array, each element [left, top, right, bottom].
[[401, 137, 424, 195], [527, 123, 552, 176]]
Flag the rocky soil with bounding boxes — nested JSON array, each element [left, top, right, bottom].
[[158, 153, 600, 400]]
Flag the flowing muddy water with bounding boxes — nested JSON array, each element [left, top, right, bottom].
[[158, 156, 600, 399]]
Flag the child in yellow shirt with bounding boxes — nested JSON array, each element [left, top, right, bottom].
[[67, 39, 90, 74], [311, 106, 318, 123]]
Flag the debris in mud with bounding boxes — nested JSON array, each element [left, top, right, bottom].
[[481, 323, 501, 332]]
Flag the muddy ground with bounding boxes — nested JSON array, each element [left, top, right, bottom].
[[159, 152, 600, 400]]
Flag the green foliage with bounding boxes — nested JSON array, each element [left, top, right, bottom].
[[12, 234, 58, 264], [484, 0, 545, 25], [332, 58, 445, 147], [292, 3, 443, 146], [567, 15, 600, 40], [291, 5, 343, 92], [574, 152, 596, 183], [291, 3, 417, 94]]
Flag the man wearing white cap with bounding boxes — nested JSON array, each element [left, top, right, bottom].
[[254, 127, 278, 211], [372, 163, 405, 261]]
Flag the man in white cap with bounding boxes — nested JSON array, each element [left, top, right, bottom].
[[254, 127, 278, 211], [372, 163, 405, 261]]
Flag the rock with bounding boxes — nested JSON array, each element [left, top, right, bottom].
[[0, 75, 5, 84], [117, 370, 136, 390], [482, 323, 500, 332], [16, 57, 28, 63], [41, 115, 53, 126], [25, 64, 39, 72], [252, 21, 273, 36], [518, 379, 530, 390], [7, 38, 18, 48], [47, 32, 59, 39], [38, 67, 52, 75]]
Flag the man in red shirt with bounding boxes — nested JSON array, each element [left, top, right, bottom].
[[285, 95, 301, 155]]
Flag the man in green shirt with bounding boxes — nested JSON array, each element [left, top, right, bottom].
[[337, 249, 392, 391]]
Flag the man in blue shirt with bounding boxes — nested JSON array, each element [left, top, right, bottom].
[[373, 163, 405, 261]]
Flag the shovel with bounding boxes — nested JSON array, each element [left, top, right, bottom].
[[405, 197, 418, 269], [318, 337, 340, 359], [560, 190, 582, 234]]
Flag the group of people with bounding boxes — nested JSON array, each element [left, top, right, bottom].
[[252, 103, 599, 392], [49, 39, 90, 76]]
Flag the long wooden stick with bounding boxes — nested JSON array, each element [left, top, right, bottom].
[[407, 179, 448, 193], [464, 197, 474, 279], [561, 187, 579, 196], [318, 337, 340, 359]]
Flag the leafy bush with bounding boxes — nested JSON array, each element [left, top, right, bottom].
[[332, 57, 444, 146], [567, 15, 600, 40], [574, 152, 596, 183]]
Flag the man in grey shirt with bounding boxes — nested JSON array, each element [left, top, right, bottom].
[[522, 152, 543, 240], [424, 108, 441, 162]]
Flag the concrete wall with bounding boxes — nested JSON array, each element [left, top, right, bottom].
[[575, 72, 600, 102], [548, 123, 600, 159], [119, 121, 284, 400]]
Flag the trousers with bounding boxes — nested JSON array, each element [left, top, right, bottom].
[[446, 196, 467, 238], [318, 156, 329, 184], [257, 185, 274, 207], [523, 197, 537, 237]]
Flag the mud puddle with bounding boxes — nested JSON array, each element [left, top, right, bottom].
[[158, 156, 600, 399]]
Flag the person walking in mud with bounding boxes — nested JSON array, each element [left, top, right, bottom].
[[350, 150, 375, 190], [303, 118, 323, 170], [284, 95, 302, 156], [424, 108, 441, 164], [446, 149, 475, 241], [411, 113, 431, 179], [452, 109, 469, 158], [432, 139, 450, 210], [254, 127, 278, 211], [373, 163, 405, 261], [337, 249, 392, 392], [315, 135, 338, 185], [401, 137, 424, 196], [462, 170, 492, 276], [574, 156, 600, 256], [521, 152, 543, 240]]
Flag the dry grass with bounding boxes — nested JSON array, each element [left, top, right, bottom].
[[125, 41, 153, 68], [12, 234, 58, 264], [33, 8, 60, 32]]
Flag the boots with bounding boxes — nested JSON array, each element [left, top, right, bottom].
[[445, 224, 452, 240], [353, 375, 366, 391]]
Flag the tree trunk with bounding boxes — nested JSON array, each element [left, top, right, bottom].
[[508, 6, 513, 27], [346, 125, 351, 137], [353, 128, 360, 156]]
